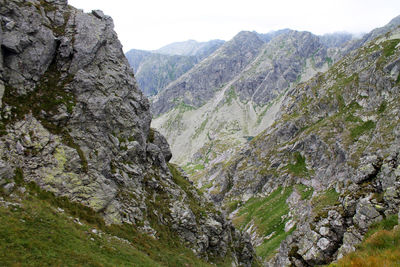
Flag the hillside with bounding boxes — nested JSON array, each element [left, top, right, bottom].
[[0, 0, 255, 266], [152, 30, 340, 166], [197, 24, 400, 265]]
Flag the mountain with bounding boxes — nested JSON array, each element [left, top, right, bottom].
[[125, 49, 197, 96], [319, 32, 354, 48], [151, 31, 266, 114], [257, 29, 291, 43], [196, 24, 400, 265], [125, 40, 224, 96], [152, 30, 339, 165], [0, 1, 255, 266], [155, 39, 225, 57]]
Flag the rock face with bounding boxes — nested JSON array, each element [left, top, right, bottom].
[[199, 25, 400, 265], [0, 0, 255, 265]]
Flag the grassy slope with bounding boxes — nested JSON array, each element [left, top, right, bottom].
[[329, 215, 400, 267], [0, 182, 217, 267], [233, 186, 294, 260]]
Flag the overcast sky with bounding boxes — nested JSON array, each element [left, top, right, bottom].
[[68, 0, 400, 52]]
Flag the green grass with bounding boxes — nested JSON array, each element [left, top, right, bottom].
[[225, 86, 237, 105], [295, 184, 314, 200], [233, 186, 294, 259], [0, 196, 160, 267], [329, 214, 400, 267], [287, 152, 308, 177], [0, 190, 216, 267], [312, 188, 340, 219], [382, 39, 400, 57], [0, 170, 232, 267], [350, 120, 376, 141], [377, 101, 387, 114]]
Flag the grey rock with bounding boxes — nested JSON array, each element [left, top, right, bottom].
[[3, 182, 15, 194], [152, 129, 172, 162], [92, 10, 105, 19], [354, 199, 383, 231], [317, 237, 330, 251]]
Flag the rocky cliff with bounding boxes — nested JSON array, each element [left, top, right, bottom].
[[199, 24, 400, 265], [0, 0, 255, 265]]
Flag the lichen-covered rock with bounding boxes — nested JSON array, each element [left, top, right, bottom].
[[0, 0, 255, 265]]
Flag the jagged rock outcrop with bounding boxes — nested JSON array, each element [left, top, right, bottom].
[[0, 0, 255, 265], [199, 24, 400, 265]]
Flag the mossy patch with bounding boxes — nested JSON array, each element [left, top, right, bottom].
[[286, 152, 309, 177], [312, 188, 340, 220], [349, 120, 376, 141]]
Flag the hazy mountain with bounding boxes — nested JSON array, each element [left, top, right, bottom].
[[155, 39, 225, 58], [319, 32, 354, 48], [151, 31, 266, 115], [125, 40, 224, 96], [125, 49, 197, 96]]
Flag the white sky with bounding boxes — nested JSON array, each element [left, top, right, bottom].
[[68, 0, 400, 52]]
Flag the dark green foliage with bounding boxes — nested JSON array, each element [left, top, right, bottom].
[[378, 101, 387, 114], [287, 152, 308, 176], [382, 39, 400, 57], [14, 168, 24, 185], [295, 184, 314, 200], [350, 120, 376, 141], [147, 128, 155, 143], [312, 188, 340, 219]]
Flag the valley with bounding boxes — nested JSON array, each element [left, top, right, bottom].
[[0, 0, 400, 266]]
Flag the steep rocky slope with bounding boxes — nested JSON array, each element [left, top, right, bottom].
[[152, 30, 337, 166], [0, 0, 255, 265], [199, 25, 400, 265]]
